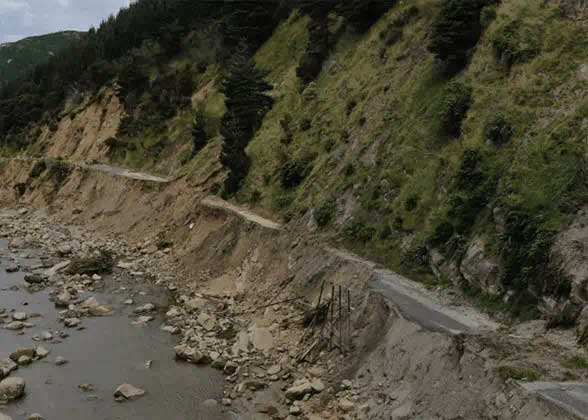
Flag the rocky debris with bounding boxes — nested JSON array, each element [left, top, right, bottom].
[[9, 348, 35, 363], [78, 383, 95, 392], [17, 356, 32, 366], [54, 356, 68, 366], [133, 303, 156, 314], [36, 347, 50, 359], [66, 252, 113, 276], [285, 380, 315, 401], [63, 317, 81, 328], [0, 359, 17, 380], [114, 383, 145, 401], [11, 312, 27, 321], [174, 344, 210, 365], [80, 297, 112, 316], [338, 398, 355, 413], [4, 321, 25, 331], [5, 264, 19, 273], [0, 377, 25, 401], [24, 273, 45, 284]]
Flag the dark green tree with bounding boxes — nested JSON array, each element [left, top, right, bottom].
[[191, 110, 208, 157], [429, 0, 487, 76], [337, 0, 397, 33], [296, 16, 330, 86], [220, 52, 274, 194]]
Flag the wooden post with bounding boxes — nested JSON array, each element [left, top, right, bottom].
[[329, 284, 335, 350], [347, 289, 351, 352], [339, 285, 342, 353]]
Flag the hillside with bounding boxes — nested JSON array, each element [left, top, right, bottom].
[[0, 31, 84, 84], [1, 0, 587, 323], [1, 0, 588, 418]]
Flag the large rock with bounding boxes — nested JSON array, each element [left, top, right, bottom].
[[80, 297, 112, 316], [114, 383, 145, 401], [285, 380, 314, 401], [0, 377, 25, 401], [174, 345, 210, 365], [0, 359, 17, 379], [460, 238, 502, 296], [9, 348, 35, 363]]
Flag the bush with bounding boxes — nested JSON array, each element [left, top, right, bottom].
[[337, 0, 398, 33], [46, 159, 72, 186], [484, 113, 514, 146], [437, 80, 472, 138], [315, 201, 336, 227], [29, 160, 47, 179], [429, 0, 487, 76], [279, 159, 312, 189], [191, 110, 208, 157], [344, 220, 376, 243], [492, 19, 540, 69], [297, 17, 330, 86]]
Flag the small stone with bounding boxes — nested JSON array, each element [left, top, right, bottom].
[[133, 303, 155, 314], [267, 364, 281, 375], [0, 359, 17, 379], [78, 383, 95, 392], [91, 274, 102, 281], [224, 361, 238, 375], [289, 405, 302, 416], [64, 318, 81, 328], [5, 321, 25, 330], [11, 312, 27, 321], [36, 347, 50, 359], [55, 357, 68, 366], [339, 398, 355, 413], [17, 356, 32, 366], [123, 299, 134, 305], [41, 331, 53, 341], [285, 381, 313, 401], [221, 398, 232, 406], [114, 383, 145, 401], [27, 414, 44, 420], [5, 264, 19, 273], [311, 379, 325, 393]]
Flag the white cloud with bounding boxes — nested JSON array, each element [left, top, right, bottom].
[[0, 0, 29, 15]]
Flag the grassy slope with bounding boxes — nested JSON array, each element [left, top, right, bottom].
[[239, 0, 588, 287], [0, 31, 83, 84]]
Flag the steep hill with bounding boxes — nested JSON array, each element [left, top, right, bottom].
[[1, 0, 588, 331], [0, 31, 84, 84]]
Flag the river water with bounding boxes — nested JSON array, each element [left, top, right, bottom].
[[0, 243, 229, 420]]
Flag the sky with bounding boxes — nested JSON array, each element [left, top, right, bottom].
[[0, 0, 131, 43]]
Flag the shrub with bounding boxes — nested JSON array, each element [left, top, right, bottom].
[[484, 113, 514, 146], [315, 201, 336, 227], [297, 17, 330, 86], [279, 159, 312, 189], [191, 110, 208, 157], [430, 221, 455, 246], [429, 0, 487, 76], [405, 194, 419, 211], [492, 19, 540, 69], [29, 160, 47, 179], [46, 159, 72, 186], [437, 80, 472, 138], [344, 220, 376, 243], [480, 4, 497, 28]]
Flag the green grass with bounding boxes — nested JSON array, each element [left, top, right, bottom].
[[562, 356, 588, 370], [496, 365, 541, 382]]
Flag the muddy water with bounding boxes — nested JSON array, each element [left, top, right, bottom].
[[0, 245, 229, 420]]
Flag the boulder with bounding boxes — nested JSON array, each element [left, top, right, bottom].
[[114, 383, 145, 401], [24, 274, 45, 284], [5, 321, 25, 331], [0, 377, 25, 401], [80, 297, 112, 316], [0, 359, 17, 379], [285, 380, 313, 401], [64, 318, 81, 328], [11, 312, 27, 321], [10, 348, 35, 363]]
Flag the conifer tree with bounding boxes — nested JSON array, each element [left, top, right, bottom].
[[220, 51, 274, 194]]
